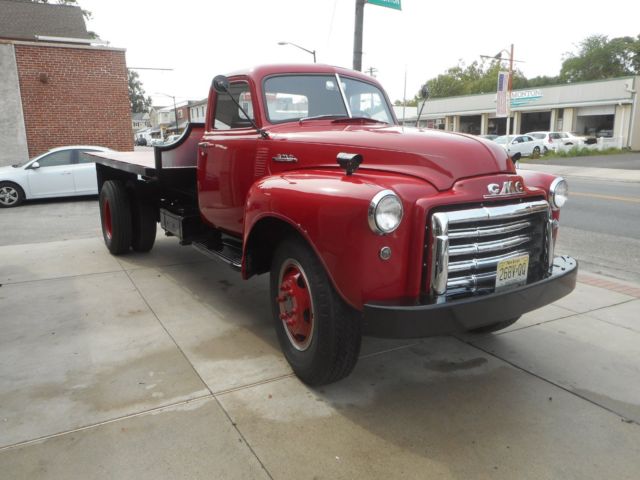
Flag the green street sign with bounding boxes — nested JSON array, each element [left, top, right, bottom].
[[367, 0, 401, 10]]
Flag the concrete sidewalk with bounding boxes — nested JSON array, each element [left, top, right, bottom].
[[520, 162, 640, 182], [1, 236, 639, 479]]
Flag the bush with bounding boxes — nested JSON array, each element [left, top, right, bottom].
[[543, 147, 627, 158]]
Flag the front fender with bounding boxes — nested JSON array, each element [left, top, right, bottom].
[[243, 170, 431, 310]]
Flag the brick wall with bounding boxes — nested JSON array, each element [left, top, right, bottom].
[[14, 43, 133, 157]]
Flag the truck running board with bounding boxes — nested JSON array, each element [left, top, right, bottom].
[[192, 239, 242, 271]]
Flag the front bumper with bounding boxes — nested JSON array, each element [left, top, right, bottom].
[[363, 256, 577, 338]]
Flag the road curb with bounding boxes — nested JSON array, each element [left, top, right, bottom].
[[521, 164, 640, 183]]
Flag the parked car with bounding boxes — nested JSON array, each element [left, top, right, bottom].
[[0, 146, 111, 207], [134, 136, 147, 146], [526, 131, 586, 153], [494, 135, 544, 157]]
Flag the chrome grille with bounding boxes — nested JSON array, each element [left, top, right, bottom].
[[429, 200, 553, 300]]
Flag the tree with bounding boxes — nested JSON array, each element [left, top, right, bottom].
[[560, 34, 640, 82], [423, 60, 530, 99], [128, 71, 152, 113]]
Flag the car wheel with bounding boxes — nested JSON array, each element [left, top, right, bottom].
[[0, 182, 25, 208], [532, 146, 541, 158], [131, 197, 157, 252], [270, 236, 362, 386], [469, 316, 521, 334], [99, 180, 132, 255]]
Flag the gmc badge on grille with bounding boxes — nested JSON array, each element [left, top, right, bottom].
[[485, 181, 525, 197]]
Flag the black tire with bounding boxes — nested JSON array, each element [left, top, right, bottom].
[[99, 180, 132, 255], [0, 181, 25, 208], [543, 146, 549, 154], [270, 237, 362, 386], [131, 197, 157, 252], [469, 316, 520, 334], [532, 146, 541, 158]]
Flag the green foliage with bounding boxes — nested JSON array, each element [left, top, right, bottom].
[[522, 147, 628, 162], [128, 71, 152, 114], [425, 59, 531, 99], [560, 34, 640, 82], [420, 33, 639, 99]]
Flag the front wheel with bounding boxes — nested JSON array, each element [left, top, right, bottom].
[[532, 146, 541, 158], [270, 237, 362, 385], [0, 182, 25, 208]]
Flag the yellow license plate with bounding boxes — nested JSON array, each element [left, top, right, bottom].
[[495, 254, 529, 290]]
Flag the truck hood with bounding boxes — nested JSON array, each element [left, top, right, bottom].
[[266, 123, 513, 191]]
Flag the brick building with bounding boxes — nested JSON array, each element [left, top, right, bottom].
[[0, 0, 132, 167]]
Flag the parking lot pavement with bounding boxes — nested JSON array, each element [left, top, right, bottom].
[[1, 235, 640, 479]]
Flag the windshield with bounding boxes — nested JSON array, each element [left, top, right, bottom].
[[13, 156, 37, 168], [529, 133, 545, 139], [494, 136, 512, 144], [263, 74, 394, 125]]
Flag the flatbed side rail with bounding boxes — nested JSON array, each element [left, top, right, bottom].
[[154, 122, 204, 179]]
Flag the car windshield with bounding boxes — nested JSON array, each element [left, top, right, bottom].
[[263, 74, 394, 125], [494, 135, 512, 144]]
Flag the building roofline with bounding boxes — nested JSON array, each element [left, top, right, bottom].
[[425, 75, 638, 102], [0, 38, 125, 52]]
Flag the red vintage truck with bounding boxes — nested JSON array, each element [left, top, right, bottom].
[[91, 64, 577, 385]]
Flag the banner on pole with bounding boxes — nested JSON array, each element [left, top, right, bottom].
[[367, 0, 402, 10], [496, 71, 510, 118]]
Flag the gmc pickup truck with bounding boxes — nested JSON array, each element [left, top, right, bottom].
[[91, 64, 577, 385]]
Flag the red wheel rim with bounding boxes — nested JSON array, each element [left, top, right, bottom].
[[277, 259, 314, 351], [103, 199, 112, 240]]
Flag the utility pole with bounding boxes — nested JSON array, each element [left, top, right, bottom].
[[506, 43, 514, 136], [365, 66, 377, 77], [353, 0, 365, 71]]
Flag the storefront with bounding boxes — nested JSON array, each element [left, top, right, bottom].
[[408, 76, 640, 150]]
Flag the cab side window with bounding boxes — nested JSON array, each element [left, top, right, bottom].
[[37, 150, 74, 167], [212, 81, 254, 130]]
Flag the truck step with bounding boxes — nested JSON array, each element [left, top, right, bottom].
[[192, 238, 242, 271]]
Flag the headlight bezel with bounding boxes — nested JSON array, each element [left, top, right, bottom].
[[549, 177, 568, 210], [368, 190, 403, 235]]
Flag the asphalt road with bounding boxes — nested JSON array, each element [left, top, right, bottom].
[[555, 177, 640, 283]]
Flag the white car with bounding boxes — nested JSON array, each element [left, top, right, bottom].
[[526, 131, 585, 152], [494, 135, 544, 158], [0, 145, 111, 208]]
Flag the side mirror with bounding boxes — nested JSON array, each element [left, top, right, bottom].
[[31, 161, 40, 169], [511, 152, 521, 162], [212, 75, 230, 93], [419, 84, 430, 100]]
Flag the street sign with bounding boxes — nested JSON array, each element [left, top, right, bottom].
[[496, 71, 509, 118], [367, 0, 402, 10]]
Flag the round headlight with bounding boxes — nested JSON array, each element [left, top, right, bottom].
[[550, 177, 568, 210], [368, 190, 403, 234]]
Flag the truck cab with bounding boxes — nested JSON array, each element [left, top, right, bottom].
[[91, 64, 577, 386]]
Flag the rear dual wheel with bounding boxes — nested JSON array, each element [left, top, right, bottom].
[[99, 180, 156, 255], [271, 237, 362, 386]]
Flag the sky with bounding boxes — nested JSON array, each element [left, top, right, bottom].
[[80, 0, 640, 107]]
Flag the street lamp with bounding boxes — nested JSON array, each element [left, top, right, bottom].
[[277, 41, 316, 63], [155, 92, 179, 135], [480, 44, 525, 136]]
